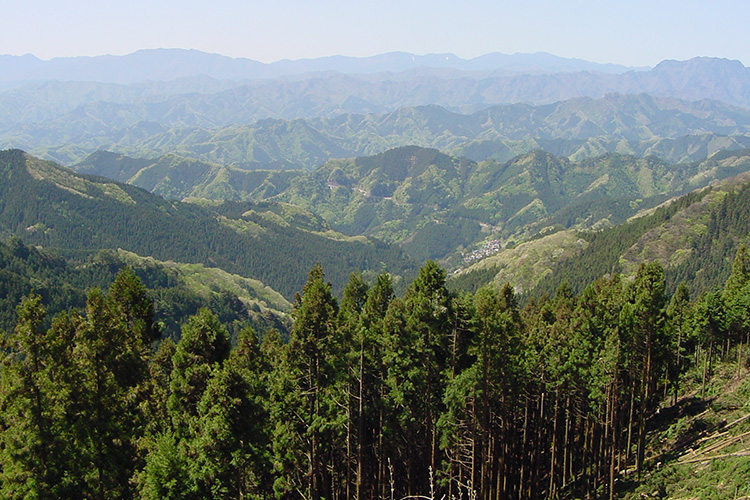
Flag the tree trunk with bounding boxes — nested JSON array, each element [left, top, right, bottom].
[[549, 392, 559, 499]]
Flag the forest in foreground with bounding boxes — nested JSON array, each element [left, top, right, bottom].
[[2, 244, 750, 500]]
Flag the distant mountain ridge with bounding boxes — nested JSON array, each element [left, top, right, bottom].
[[0, 49, 642, 84], [36, 94, 750, 168], [3, 55, 750, 167], [3, 57, 749, 125]]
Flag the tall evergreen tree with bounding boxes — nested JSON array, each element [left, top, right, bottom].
[[667, 283, 691, 404], [351, 272, 394, 500], [192, 330, 270, 500], [191, 326, 272, 499], [441, 284, 524, 500], [384, 261, 452, 496], [168, 308, 231, 433], [0, 296, 80, 498], [723, 244, 750, 357], [72, 281, 155, 500], [620, 262, 668, 478], [271, 265, 341, 500], [140, 308, 230, 500]]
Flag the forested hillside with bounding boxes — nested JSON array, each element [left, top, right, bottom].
[[0, 149, 416, 298], [70, 145, 750, 295], [454, 166, 750, 299], [74, 150, 302, 200], [76, 146, 750, 254], [0, 237, 290, 338], [25, 95, 750, 170], [264, 146, 750, 265]]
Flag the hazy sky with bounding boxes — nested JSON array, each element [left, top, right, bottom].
[[2, 0, 747, 67]]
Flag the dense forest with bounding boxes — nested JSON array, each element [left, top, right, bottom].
[[1, 243, 749, 499]]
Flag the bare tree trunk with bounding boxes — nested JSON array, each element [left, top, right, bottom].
[[626, 380, 636, 470], [636, 337, 652, 480], [518, 398, 529, 500], [549, 392, 559, 499]]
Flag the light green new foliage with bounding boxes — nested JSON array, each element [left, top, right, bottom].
[[137, 431, 192, 500]]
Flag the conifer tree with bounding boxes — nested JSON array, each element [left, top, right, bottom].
[[723, 244, 750, 359], [271, 264, 340, 500], [107, 266, 160, 346], [168, 307, 231, 432], [140, 308, 230, 500], [384, 261, 452, 496], [667, 283, 691, 404], [620, 262, 668, 478], [337, 271, 369, 499], [73, 284, 154, 499], [688, 291, 725, 399], [193, 331, 270, 499], [352, 272, 394, 500], [441, 284, 523, 499], [0, 296, 79, 498], [191, 326, 272, 499]]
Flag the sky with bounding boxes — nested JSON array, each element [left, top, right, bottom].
[[2, 0, 748, 67]]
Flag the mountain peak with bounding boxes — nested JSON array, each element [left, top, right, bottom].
[[653, 56, 747, 74]]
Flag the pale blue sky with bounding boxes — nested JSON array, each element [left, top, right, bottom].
[[2, 0, 746, 66]]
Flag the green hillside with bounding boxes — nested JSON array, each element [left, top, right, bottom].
[[74, 146, 750, 273], [452, 168, 750, 300], [0, 237, 290, 338], [267, 147, 750, 264], [0, 149, 416, 298], [75, 150, 301, 201]]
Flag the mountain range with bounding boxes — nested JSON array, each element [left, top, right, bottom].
[[2, 46, 750, 499], [7, 93, 750, 168], [73, 145, 750, 274], [5, 48, 750, 298], [0, 49, 643, 85], [6, 143, 750, 311], [3, 51, 750, 171]]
